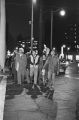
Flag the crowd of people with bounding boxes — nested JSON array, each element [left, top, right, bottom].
[[5, 45, 60, 100]]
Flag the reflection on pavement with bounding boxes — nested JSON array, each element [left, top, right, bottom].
[[65, 63, 79, 79]]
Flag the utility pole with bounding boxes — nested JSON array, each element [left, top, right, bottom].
[[31, 0, 34, 52], [50, 10, 53, 50], [39, 8, 43, 54]]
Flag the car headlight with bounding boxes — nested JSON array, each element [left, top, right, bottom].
[[66, 61, 69, 66]]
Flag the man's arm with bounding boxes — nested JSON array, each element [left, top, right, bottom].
[[43, 57, 49, 69], [56, 57, 60, 75]]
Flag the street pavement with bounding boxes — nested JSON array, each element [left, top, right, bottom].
[[3, 63, 79, 120]]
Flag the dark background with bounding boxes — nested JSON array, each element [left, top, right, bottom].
[[5, 0, 79, 52]]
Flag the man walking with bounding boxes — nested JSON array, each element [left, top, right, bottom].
[[15, 48, 27, 85], [29, 50, 40, 89], [42, 48, 59, 99]]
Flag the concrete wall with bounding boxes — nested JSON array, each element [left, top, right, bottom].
[[0, 0, 6, 69]]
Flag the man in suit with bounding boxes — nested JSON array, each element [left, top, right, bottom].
[[15, 48, 27, 85]]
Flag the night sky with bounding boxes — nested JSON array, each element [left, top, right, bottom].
[[5, 0, 79, 51]]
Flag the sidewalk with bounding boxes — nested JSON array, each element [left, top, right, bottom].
[[4, 81, 57, 120], [76, 98, 79, 120], [3, 75, 79, 120]]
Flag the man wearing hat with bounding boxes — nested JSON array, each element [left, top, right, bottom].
[[15, 48, 27, 85]]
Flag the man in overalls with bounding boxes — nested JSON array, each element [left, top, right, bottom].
[[29, 50, 40, 89]]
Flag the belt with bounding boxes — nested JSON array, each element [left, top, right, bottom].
[[30, 64, 38, 68]]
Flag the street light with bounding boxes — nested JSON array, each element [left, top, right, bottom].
[[60, 44, 66, 58], [31, 0, 36, 52], [50, 9, 66, 50], [33, 0, 36, 4], [59, 9, 66, 16]]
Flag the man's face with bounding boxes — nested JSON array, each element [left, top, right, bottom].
[[51, 50, 55, 56], [43, 55, 46, 60], [36, 50, 38, 55], [32, 51, 36, 56], [19, 49, 23, 54]]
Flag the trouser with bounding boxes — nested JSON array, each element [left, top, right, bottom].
[[48, 70, 55, 89], [45, 70, 55, 99], [13, 70, 17, 83], [25, 69, 30, 83], [38, 69, 45, 84], [30, 65, 38, 84], [17, 69, 25, 84]]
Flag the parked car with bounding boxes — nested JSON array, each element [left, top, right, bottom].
[[59, 59, 68, 74]]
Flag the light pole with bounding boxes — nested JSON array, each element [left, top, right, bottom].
[[50, 11, 53, 50], [50, 9, 66, 50], [61, 44, 66, 58], [67, 47, 70, 60], [31, 0, 36, 52]]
